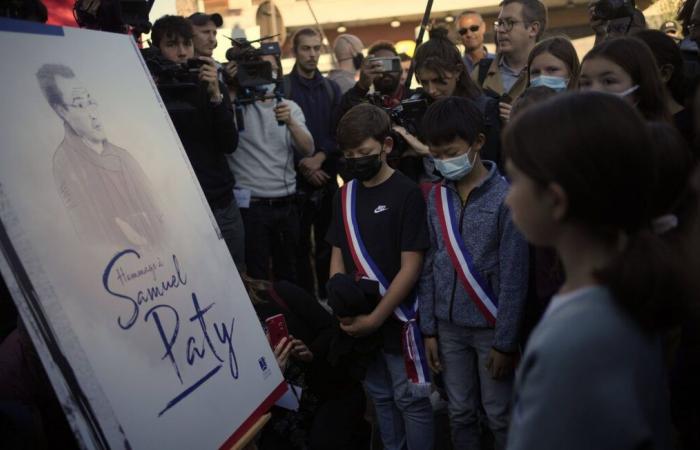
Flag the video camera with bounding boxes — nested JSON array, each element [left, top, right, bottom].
[[385, 97, 428, 159], [224, 36, 284, 130], [591, 0, 635, 21], [141, 47, 205, 91], [224, 36, 282, 102]]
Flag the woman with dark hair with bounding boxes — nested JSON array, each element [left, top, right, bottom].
[[413, 28, 482, 101], [634, 30, 694, 143], [503, 92, 690, 449], [241, 275, 369, 450], [526, 36, 580, 91], [395, 27, 504, 173], [579, 37, 671, 122]]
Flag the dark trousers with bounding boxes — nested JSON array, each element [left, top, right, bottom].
[[241, 200, 300, 283], [213, 197, 246, 273], [296, 182, 336, 299], [259, 382, 369, 450]]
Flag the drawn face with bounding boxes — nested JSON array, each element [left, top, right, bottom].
[[55, 76, 106, 144]]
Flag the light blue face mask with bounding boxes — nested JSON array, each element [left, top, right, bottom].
[[434, 149, 476, 181], [530, 75, 568, 92]]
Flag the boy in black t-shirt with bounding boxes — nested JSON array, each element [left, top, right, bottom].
[[327, 103, 434, 449]]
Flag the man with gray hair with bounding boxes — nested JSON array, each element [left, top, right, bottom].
[[328, 33, 364, 94], [36, 63, 164, 249], [457, 11, 495, 73]]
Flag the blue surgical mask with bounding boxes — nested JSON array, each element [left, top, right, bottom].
[[616, 84, 639, 97], [434, 149, 476, 181], [530, 75, 568, 92]]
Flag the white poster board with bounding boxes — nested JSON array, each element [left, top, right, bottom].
[[0, 18, 285, 449]]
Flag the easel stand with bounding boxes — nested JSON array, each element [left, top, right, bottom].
[[229, 413, 271, 450]]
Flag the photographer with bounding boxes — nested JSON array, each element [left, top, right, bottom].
[[336, 41, 428, 180], [149, 15, 245, 270], [225, 53, 314, 283], [337, 41, 407, 116]]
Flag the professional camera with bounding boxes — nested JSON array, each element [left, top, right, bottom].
[[591, 0, 635, 21], [225, 37, 281, 93], [224, 37, 285, 130], [141, 47, 205, 90], [386, 97, 428, 159]]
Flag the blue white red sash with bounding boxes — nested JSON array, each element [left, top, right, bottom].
[[341, 180, 431, 390], [434, 185, 499, 325]]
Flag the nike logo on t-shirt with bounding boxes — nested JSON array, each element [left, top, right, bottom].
[[374, 205, 388, 214]]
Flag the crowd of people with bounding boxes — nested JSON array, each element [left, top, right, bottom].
[[3, 0, 700, 449]]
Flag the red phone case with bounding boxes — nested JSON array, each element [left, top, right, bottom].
[[266, 314, 289, 348]]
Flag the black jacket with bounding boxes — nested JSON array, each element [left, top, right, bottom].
[[160, 82, 238, 210]]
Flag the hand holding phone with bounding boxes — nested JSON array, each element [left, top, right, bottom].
[[266, 314, 289, 348], [368, 56, 402, 73]]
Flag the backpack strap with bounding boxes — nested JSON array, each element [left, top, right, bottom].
[[477, 57, 494, 87], [268, 285, 290, 311]]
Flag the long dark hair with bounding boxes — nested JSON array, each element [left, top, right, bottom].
[[647, 121, 695, 222], [413, 27, 481, 101], [633, 30, 686, 104], [582, 37, 671, 122], [504, 92, 689, 332], [526, 36, 580, 88]]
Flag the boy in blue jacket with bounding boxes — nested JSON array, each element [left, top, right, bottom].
[[418, 97, 529, 450]]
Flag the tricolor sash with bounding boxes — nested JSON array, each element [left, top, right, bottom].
[[341, 180, 431, 391], [435, 185, 499, 325]]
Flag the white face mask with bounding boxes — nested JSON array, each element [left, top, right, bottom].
[[615, 84, 639, 98]]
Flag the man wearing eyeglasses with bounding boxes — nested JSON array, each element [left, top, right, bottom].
[[37, 63, 165, 249], [472, 0, 547, 104], [457, 11, 495, 73]]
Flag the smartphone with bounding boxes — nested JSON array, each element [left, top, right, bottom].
[[266, 314, 289, 348], [369, 56, 402, 73]]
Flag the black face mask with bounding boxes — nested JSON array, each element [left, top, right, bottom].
[[344, 152, 383, 181]]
